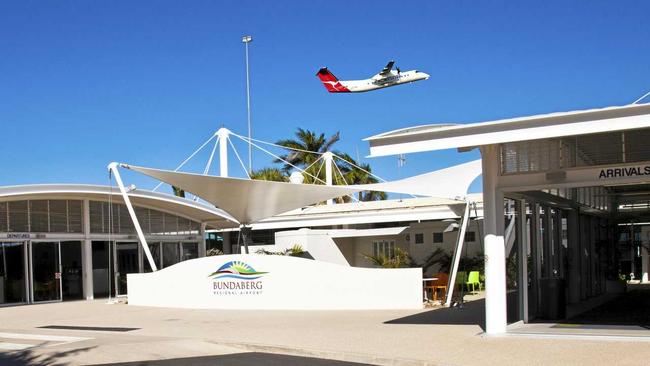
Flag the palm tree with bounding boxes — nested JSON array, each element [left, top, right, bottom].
[[172, 186, 185, 198], [250, 167, 288, 182], [337, 153, 387, 201], [275, 128, 341, 176]]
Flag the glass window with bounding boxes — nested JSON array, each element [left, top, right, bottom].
[[1, 242, 26, 303], [162, 242, 180, 268], [465, 231, 476, 242], [433, 232, 444, 243], [181, 242, 198, 261], [372, 240, 395, 259], [414, 233, 424, 244], [145, 242, 161, 272]]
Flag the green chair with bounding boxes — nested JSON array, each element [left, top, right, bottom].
[[465, 271, 483, 292]]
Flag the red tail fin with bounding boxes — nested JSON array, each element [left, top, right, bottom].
[[316, 67, 350, 93]]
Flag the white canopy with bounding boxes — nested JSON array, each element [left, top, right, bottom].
[[122, 159, 481, 225], [358, 159, 481, 199], [123, 164, 362, 224]]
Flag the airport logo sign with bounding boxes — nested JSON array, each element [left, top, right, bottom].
[[209, 261, 267, 296]]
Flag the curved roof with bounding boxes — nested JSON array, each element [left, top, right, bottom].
[[0, 184, 238, 229], [366, 102, 650, 156]]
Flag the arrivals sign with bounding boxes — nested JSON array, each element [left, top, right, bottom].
[[598, 164, 650, 180]]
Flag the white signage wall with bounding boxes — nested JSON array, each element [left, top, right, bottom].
[[128, 255, 422, 310]]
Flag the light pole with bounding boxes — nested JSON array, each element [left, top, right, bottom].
[[242, 35, 253, 174]]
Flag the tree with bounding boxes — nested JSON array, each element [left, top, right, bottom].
[[337, 153, 387, 201], [362, 247, 413, 268], [172, 186, 185, 198], [275, 128, 341, 179], [250, 167, 288, 182]]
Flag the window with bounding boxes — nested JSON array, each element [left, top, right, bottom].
[[465, 231, 476, 242], [433, 232, 444, 243], [414, 233, 424, 244], [372, 240, 395, 258]]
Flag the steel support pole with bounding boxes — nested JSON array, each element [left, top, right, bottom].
[[444, 202, 470, 307], [108, 162, 157, 272]]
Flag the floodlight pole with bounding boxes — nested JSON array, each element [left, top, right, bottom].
[[242, 35, 253, 174], [107, 162, 158, 272]]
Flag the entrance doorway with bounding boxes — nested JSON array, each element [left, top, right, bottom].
[[114, 242, 139, 296], [60, 241, 83, 300], [30, 241, 62, 302], [0, 242, 27, 305]]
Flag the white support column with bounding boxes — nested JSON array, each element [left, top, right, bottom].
[[217, 128, 229, 177], [480, 145, 507, 335], [324, 152, 334, 205], [108, 162, 157, 272], [82, 199, 94, 300]]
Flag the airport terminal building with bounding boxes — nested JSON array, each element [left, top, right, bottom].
[[0, 184, 235, 305], [0, 183, 482, 306]]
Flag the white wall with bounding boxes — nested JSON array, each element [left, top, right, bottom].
[[128, 254, 422, 310], [274, 229, 349, 266]]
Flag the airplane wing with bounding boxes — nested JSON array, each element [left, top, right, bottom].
[[379, 61, 395, 76]]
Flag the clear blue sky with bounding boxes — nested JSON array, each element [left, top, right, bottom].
[[2, 1, 650, 194]]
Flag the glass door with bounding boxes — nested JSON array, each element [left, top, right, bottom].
[[31, 241, 62, 302], [60, 241, 83, 300], [114, 242, 140, 296], [0, 242, 27, 304]]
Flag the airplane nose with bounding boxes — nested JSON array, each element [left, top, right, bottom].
[[422, 72, 430, 80]]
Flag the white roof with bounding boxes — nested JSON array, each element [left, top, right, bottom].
[[0, 184, 236, 228], [366, 103, 650, 156], [248, 194, 483, 231]]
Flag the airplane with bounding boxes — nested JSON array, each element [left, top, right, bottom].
[[316, 61, 429, 93]]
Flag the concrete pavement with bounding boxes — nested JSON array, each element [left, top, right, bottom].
[[0, 299, 648, 365]]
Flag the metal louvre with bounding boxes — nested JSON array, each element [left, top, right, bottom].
[[8, 201, 28, 232], [67, 200, 83, 233], [501, 128, 650, 174], [29, 200, 49, 232], [87, 200, 200, 235], [0, 202, 7, 232], [49, 200, 68, 232], [501, 139, 561, 174]]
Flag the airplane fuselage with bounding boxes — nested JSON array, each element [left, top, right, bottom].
[[341, 70, 429, 92]]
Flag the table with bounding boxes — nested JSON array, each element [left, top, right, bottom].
[[422, 277, 439, 301]]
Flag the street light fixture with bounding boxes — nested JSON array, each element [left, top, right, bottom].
[[242, 35, 253, 174]]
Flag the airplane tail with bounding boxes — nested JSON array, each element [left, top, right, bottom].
[[316, 67, 350, 93]]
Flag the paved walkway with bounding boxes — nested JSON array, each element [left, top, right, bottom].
[[0, 299, 648, 365]]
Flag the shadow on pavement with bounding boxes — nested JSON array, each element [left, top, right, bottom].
[[561, 289, 650, 327], [0, 346, 96, 366], [384, 298, 486, 331], [95, 352, 376, 366]]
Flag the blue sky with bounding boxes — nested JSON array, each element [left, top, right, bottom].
[[2, 1, 650, 194]]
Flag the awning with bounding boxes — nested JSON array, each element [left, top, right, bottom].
[[357, 159, 481, 199], [122, 164, 362, 224]]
